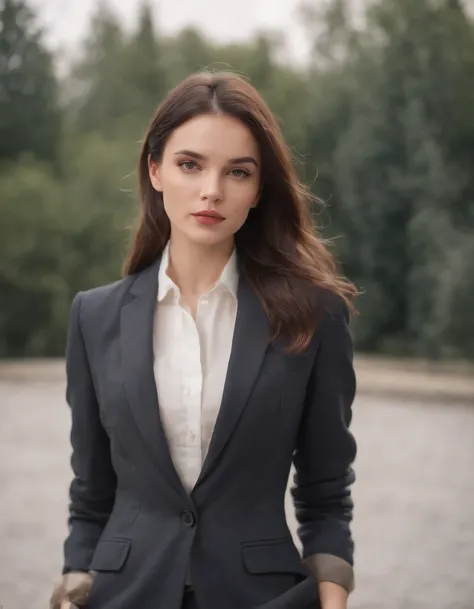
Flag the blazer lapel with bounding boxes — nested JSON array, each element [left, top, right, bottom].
[[120, 259, 187, 498], [195, 274, 270, 488]]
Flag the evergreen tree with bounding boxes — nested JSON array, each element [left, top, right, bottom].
[[0, 0, 61, 165], [126, 1, 166, 121], [69, 2, 127, 134]]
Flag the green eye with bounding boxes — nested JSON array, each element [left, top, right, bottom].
[[231, 169, 249, 178]]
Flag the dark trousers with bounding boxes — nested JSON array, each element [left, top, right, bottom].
[[182, 588, 199, 609]]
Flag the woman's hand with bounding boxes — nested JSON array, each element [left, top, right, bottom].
[[49, 571, 96, 609], [319, 581, 348, 609]]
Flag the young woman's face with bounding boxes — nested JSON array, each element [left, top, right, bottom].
[[149, 113, 261, 248]]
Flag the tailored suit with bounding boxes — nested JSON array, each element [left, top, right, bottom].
[[61, 257, 357, 609]]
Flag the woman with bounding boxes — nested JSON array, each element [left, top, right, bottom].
[[50, 71, 358, 609]]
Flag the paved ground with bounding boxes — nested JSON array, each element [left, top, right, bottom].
[[1, 373, 474, 609]]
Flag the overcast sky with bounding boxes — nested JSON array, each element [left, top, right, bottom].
[[29, 0, 313, 66]]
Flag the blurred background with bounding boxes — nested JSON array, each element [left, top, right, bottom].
[[1, 0, 474, 608]]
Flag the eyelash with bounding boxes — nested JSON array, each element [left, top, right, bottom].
[[178, 161, 251, 178]]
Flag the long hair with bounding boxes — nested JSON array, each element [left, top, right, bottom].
[[123, 71, 358, 352]]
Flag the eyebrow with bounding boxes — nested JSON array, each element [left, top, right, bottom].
[[174, 149, 259, 167]]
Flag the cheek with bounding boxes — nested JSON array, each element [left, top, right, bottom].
[[163, 169, 194, 194], [229, 185, 258, 217], [161, 173, 196, 213]]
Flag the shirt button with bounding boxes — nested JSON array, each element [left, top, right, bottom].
[[187, 431, 196, 441], [181, 510, 196, 528]]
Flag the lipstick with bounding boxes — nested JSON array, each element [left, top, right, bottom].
[[192, 210, 224, 226]]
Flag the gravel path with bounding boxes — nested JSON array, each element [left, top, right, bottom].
[[1, 374, 474, 609]]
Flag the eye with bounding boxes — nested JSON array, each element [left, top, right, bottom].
[[229, 168, 250, 178], [179, 161, 198, 171]]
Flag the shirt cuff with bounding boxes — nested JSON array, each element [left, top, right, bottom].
[[302, 553, 355, 593]]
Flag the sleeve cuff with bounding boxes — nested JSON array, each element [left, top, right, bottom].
[[302, 553, 355, 593]]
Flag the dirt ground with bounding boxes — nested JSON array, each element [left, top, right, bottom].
[[1, 365, 474, 609]]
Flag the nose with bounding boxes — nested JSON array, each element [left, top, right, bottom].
[[200, 172, 223, 204]]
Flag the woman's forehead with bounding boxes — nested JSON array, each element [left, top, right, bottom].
[[165, 114, 260, 162]]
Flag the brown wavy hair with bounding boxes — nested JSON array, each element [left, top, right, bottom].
[[123, 71, 358, 352]]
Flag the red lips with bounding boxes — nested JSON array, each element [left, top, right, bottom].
[[192, 210, 225, 226], [192, 210, 224, 219]]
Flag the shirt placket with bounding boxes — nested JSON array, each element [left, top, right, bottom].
[[180, 307, 203, 490]]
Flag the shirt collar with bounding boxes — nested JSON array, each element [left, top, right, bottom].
[[157, 242, 176, 302], [157, 241, 239, 302]]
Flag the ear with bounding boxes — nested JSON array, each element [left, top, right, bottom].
[[148, 154, 163, 192]]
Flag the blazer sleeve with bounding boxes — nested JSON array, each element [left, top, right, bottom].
[[291, 301, 357, 593], [62, 292, 117, 574]]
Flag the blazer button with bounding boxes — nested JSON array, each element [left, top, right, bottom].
[[181, 510, 196, 527]]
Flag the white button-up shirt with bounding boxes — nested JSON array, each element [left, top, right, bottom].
[[153, 242, 238, 492]]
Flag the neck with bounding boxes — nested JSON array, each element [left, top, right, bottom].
[[166, 232, 234, 298]]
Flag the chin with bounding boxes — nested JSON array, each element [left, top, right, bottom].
[[185, 226, 234, 248]]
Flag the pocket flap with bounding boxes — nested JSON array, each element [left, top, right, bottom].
[[89, 538, 131, 572], [242, 538, 307, 576]]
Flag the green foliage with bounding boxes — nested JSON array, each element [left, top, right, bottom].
[[1, 0, 474, 359], [0, 162, 69, 355], [301, 0, 474, 358], [0, 0, 61, 166]]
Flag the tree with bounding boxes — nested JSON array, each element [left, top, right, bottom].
[[126, 1, 166, 121], [164, 27, 214, 87], [0, 0, 61, 166], [302, 0, 474, 357], [0, 161, 68, 356], [68, 2, 128, 135]]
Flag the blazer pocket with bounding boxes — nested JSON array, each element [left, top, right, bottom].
[[242, 538, 308, 578], [89, 538, 131, 572]]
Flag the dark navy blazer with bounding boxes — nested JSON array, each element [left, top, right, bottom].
[[62, 259, 357, 609]]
